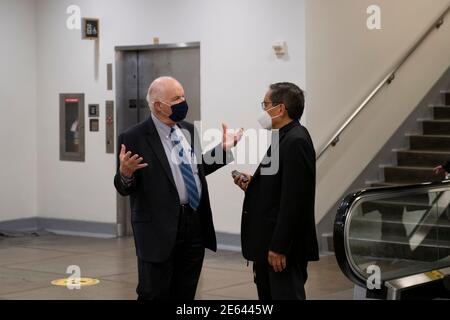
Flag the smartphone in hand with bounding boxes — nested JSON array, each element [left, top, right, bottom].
[[231, 170, 249, 183]]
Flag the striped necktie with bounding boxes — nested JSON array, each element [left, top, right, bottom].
[[170, 127, 200, 210]]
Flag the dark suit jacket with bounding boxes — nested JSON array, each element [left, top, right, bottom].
[[114, 116, 232, 262], [241, 120, 319, 263]]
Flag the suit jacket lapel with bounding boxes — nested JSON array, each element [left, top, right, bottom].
[[144, 116, 177, 189], [253, 146, 271, 178], [253, 125, 292, 179]]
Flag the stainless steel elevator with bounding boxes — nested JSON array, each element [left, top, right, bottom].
[[115, 42, 201, 236]]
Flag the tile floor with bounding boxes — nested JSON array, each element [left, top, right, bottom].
[[0, 234, 354, 300]]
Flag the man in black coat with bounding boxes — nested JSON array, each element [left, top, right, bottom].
[[234, 82, 319, 300], [114, 76, 242, 300]]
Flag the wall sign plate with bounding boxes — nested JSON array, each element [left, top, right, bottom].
[[88, 104, 99, 117], [82, 18, 99, 40]]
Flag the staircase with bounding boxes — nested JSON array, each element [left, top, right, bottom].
[[345, 91, 450, 265], [372, 91, 450, 187], [323, 91, 450, 254]]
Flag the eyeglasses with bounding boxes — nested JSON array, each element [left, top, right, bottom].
[[260, 101, 281, 110]]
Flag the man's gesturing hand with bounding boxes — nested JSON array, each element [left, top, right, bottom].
[[222, 123, 244, 151], [119, 144, 148, 178]]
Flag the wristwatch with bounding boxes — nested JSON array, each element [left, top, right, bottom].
[[120, 174, 135, 186]]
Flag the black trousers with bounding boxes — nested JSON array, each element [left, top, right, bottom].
[[253, 258, 308, 300], [136, 205, 205, 300]]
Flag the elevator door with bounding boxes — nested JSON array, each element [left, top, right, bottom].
[[115, 43, 201, 236]]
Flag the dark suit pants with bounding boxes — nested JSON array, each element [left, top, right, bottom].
[[136, 205, 205, 300], [253, 258, 308, 300]]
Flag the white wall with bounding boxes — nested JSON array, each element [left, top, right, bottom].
[[4, 0, 450, 238], [0, 0, 37, 221], [305, 0, 450, 223], [4, 0, 449, 238], [35, 0, 306, 232]]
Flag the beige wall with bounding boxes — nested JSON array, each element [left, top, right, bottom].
[[0, 0, 37, 221], [3, 0, 450, 238], [34, 0, 306, 233], [305, 0, 450, 223]]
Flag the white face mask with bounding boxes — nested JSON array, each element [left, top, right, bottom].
[[257, 105, 281, 130]]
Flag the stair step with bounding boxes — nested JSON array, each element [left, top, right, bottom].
[[409, 135, 450, 151], [384, 166, 445, 183], [422, 120, 450, 135], [397, 150, 450, 167], [433, 106, 450, 119]]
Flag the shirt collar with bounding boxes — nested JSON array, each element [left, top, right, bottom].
[[151, 113, 175, 139], [279, 120, 300, 134]]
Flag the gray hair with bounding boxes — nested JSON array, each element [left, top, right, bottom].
[[146, 90, 155, 113]]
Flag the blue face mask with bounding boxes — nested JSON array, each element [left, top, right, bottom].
[[161, 100, 189, 122]]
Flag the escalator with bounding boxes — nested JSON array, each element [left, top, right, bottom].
[[334, 180, 450, 300]]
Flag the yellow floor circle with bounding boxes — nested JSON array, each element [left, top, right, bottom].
[[51, 278, 100, 287], [425, 270, 444, 281]]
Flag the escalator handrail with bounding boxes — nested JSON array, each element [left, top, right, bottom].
[[334, 179, 450, 288]]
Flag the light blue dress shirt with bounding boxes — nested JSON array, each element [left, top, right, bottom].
[[151, 113, 202, 204]]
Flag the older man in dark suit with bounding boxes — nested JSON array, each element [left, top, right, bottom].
[[114, 76, 242, 300]]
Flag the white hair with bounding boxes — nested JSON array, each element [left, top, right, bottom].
[[146, 90, 155, 113]]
